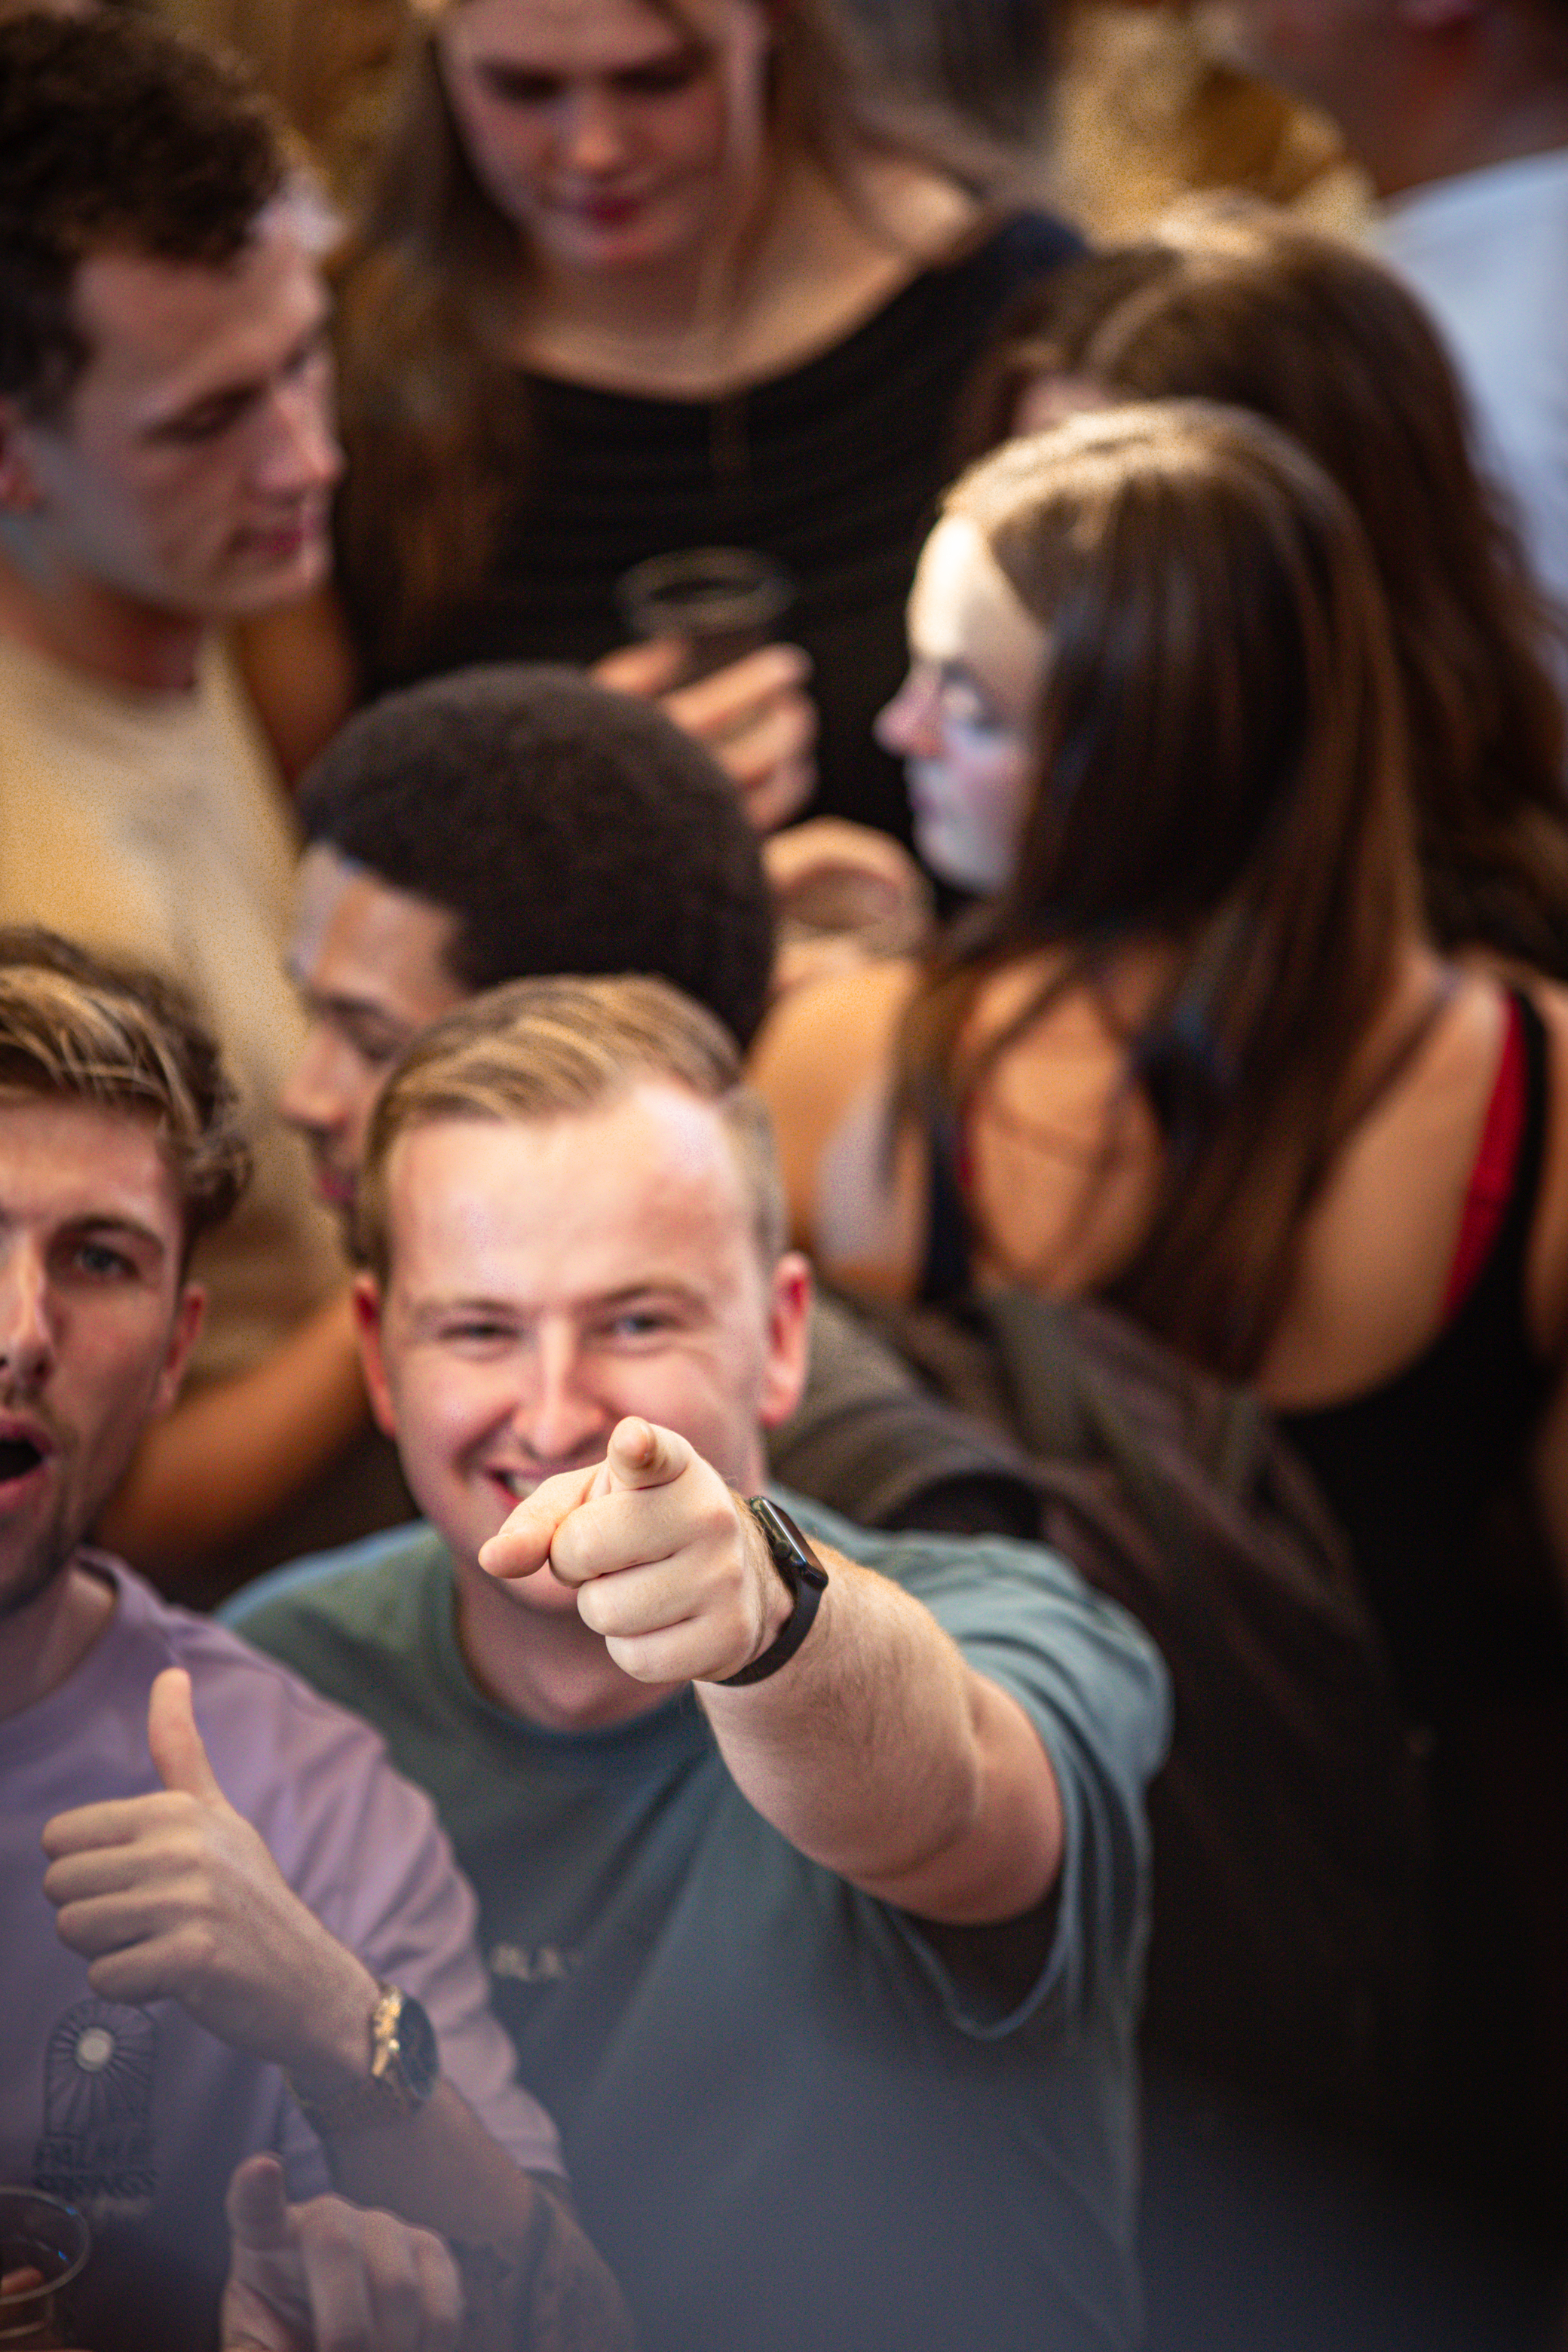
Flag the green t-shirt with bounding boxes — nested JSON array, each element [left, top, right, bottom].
[[229, 1494, 1167, 2352]]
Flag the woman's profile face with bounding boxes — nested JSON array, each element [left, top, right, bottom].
[[876, 514, 1046, 896], [436, 0, 774, 282]]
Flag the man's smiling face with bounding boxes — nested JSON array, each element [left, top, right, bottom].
[[357, 1083, 807, 1619]]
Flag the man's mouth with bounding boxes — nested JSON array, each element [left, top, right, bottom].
[[488, 1456, 600, 1504], [241, 501, 329, 564], [0, 1435, 47, 1486], [314, 1161, 357, 1211]]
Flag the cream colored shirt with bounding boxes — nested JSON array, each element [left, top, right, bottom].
[[0, 630, 340, 1382]]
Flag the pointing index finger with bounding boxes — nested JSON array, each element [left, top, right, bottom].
[[479, 1459, 599, 1581], [605, 1419, 688, 1492]]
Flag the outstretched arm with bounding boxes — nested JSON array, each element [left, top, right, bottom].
[[42, 1672, 632, 2350], [481, 1419, 1062, 1925]]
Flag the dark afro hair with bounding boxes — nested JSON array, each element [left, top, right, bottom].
[[297, 665, 776, 1049]]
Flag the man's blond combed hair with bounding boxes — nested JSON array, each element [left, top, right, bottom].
[[0, 928, 249, 1258], [356, 974, 787, 1282]]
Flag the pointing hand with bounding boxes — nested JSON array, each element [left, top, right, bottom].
[[479, 1419, 789, 1685]]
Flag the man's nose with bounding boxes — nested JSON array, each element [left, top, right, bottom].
[[279, 1024, 364, 1160], [253, 367, 343, 500], [874, 666, 942, 760], [0, 1245, 57, 1392], [518, 1326, 611, 1468]]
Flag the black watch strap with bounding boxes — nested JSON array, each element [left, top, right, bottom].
[[721, 1498, 829, 1686]]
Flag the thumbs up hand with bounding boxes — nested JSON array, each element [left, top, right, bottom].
[[41, 1669, 379, 2081], [479, 1419, 791, 1686]]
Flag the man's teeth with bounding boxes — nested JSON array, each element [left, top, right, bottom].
[[498, 1472, 531, 1497]]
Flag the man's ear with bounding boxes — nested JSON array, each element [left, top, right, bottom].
[[150, 1284, 207, 1418], [353, 1271, 400, 1438], [0, 400, 46, 514], [758, 1250, 812, 1430]]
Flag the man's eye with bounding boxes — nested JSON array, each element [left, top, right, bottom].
[[479, 66, 562, 103], [437, 1325, 512, 1355], [153, 395, 251, 447], [73, 1242, 134, 1279], [616, 57, 705, 96], [339, 1024, 407, 1070], [603, 1311, 672, 1341]]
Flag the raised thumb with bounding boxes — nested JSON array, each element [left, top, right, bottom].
[[225, 2154, 292, 2254], [148, 1667, 225, 1803]]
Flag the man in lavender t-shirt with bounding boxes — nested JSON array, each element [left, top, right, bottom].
[[0, 933, 628, 2352]]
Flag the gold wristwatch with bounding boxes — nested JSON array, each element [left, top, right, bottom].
[[288, 1983, 439, 2135]]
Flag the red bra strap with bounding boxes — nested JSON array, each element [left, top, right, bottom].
[[1442, 993, 1528, 1321]]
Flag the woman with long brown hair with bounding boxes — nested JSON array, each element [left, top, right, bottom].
[[752, 400, 1568, 1708], [263, 0, 1077, 838], [954, 212, 1568, 975]]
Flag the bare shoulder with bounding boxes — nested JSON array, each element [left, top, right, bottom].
[[750, 957, 918, 1132], [850, 156, 988, 263], [749, 960, 919, 1261]]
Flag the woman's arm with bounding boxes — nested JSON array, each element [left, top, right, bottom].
[[231, 587, 361, 786], [96, 1288, 370, 1576], [593, 636, 818, 833]]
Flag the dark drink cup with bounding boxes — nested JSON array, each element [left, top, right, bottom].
[[0, 2191, 90, 2349], [614, 547, 795, 682]]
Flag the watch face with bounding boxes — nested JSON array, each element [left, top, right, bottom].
[[391, 1992, 439, 2103]]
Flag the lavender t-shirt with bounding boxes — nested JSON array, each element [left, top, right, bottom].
[[0, 1552, 562, 2350]]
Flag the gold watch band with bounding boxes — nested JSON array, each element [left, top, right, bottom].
[[286, 1983, 430, 2136]]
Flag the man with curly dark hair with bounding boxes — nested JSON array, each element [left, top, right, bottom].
[[283, 663, 777, 1217], [0, 8, 368, 1587]]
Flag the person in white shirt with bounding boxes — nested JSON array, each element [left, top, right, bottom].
[[1229, 0, 1568, 626]]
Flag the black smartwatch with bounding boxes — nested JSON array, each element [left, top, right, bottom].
[[720, 1497, 829, 1687]]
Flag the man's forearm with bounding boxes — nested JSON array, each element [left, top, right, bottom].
[[324, 2087, 633, 2351], [697, 1547, 1064, 1924]]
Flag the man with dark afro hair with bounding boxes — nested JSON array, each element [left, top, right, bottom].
[[283, 663, 776, 1217]]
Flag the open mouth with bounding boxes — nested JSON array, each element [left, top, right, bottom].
[[0, 1436, 45, 1483]]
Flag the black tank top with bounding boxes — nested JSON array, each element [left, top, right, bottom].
[[922, 989, 1558, 1720], [1279, 990, 1555, 1720]]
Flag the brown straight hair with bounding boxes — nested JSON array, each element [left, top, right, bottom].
[[900, 401, 1419, 1378], [332, 0, 963, 675], [954, 215, 1568, 976], [0, 928, 249, 1263]]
